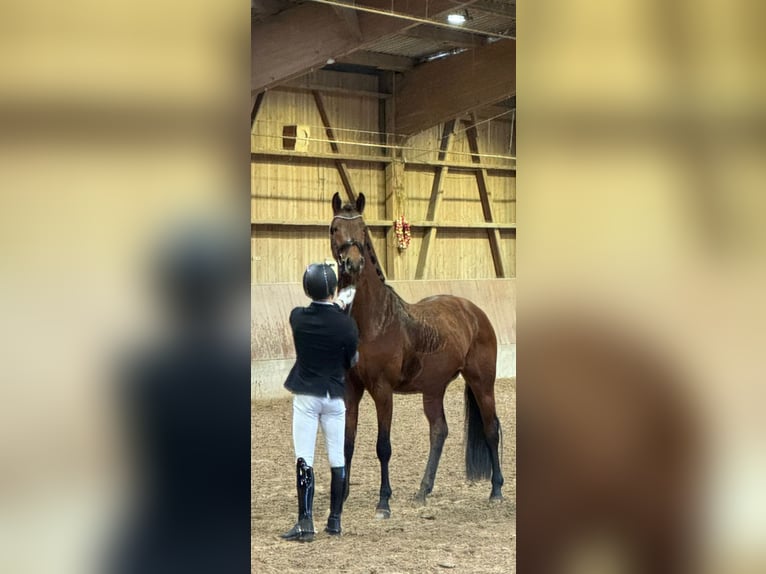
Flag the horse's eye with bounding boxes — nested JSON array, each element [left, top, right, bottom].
[[330, 226, 337, 234]]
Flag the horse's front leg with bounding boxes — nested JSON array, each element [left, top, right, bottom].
[[343, 378, 364, 502], [372, 391, 393, 519]]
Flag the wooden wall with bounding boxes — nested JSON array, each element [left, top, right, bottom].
[[252, 69, 516, 284], [252, 279, 516, 399]]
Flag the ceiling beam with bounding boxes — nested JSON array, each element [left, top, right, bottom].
[[332, 5, 362, 40], [394, 39, 515, 136], [252, 0, 475, 93], [335, 50, 414, 72]]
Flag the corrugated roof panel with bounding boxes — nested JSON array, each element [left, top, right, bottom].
[[363, 34, 447, 59], [462, 11, 515, 35]]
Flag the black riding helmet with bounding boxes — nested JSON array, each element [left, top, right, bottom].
[[303, 263, 338, 301]]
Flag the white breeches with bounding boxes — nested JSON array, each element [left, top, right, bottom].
[[292, 393, 346, 468]]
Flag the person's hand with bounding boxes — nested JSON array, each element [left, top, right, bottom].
[[336, 286, 356, 309]]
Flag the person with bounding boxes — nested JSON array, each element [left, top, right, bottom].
[[108, 220, 250, 573], [281, 263, 359, 542]]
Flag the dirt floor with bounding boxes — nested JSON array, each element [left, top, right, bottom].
[[252, 378, 515, 574]]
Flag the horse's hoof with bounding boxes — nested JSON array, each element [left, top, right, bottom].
[[375, 508, 391, 519], [489, 494, 504, 503], [414, 493, 427, 506]]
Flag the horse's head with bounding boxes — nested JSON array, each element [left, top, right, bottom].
[[330, 192, 367, 278]]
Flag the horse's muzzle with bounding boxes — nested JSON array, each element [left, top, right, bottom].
[[342, 255, 364, 275], [336, 239, 365, 275]]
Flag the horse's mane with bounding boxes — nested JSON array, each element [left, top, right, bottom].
[[341, 203, 442, 353]]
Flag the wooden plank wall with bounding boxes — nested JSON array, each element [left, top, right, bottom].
[[252, 278, 516, 399], [252, 69, 516, 283]]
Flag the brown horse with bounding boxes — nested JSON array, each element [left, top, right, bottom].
[[329, 192, 504, 518]]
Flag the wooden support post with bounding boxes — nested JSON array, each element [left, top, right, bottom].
[[384, 160, 403, 279], [464, 114, 507, 278], [415, 118, 456, 279], [251, 91, 265, 130], [382, 71, 400, 279], [312, 90, 357, 204], [312, 89, 386, 277], [377, 73, 388, 157]]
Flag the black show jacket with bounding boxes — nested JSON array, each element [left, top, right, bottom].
[[284, 302, 359, 398]]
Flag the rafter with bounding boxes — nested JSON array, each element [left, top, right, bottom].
[[332, 4, 362, 40], [251, 91, 266, 129], [335, 50, 414, 72]]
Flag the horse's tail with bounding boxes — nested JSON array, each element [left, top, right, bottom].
[[465, 384, 496, 481]]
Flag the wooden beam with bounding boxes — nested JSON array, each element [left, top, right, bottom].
[[332, 5, 362, 40], [472, 104, 515, 123], [312, 88, 390, 276], [252, 220, 516, 229], [275, 84, 391, 100], [465, 113, 507, 278], [382, 70, 400, 279], [250, 147, 517, 172], [426, 119, 456, 220], [251, 91, 265, 129], [377, 72, 387, 155], [384, 160, 404, 277], [403, 158, 516, 172], [336, 50, 414, 72], [464, 117, 482, 163], [510, 109, 516, 155], [394, 39, 516, 136], [252, 148, 390, 165], [251, 0, 468, 93], [415, 228, 438, 279], [312, 91, 341, 155], [311, 90, 357, 203], [416, 119, 456, 279], [252, 2, 353, 93]]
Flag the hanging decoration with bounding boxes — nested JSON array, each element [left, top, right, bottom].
[[393, 215, 411, 251]]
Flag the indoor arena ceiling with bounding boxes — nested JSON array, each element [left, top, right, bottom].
[[252, 1, 515, 62], [252, 0, 515, 135]]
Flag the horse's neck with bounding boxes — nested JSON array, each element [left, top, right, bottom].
[[352, 263, 400, 339]]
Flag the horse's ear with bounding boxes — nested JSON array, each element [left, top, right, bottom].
[[356, 193, 366, 215], [332, 192, 342, 214]]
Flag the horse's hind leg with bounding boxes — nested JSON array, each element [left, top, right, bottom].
[[463, 367, 504, 501], [415, 390, 448, 505]]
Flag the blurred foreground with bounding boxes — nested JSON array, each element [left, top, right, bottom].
[[0, 0, 764, 573], [0, 1, 250, 572], [520, 0, 766, 572]]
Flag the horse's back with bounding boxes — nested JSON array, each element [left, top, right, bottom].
[[405, 294, 497, 367], [412, 294, 496, 338]]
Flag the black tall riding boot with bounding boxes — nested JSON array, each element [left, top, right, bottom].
[[325, 466, 345, 535], [281, 458, 315, 542]]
